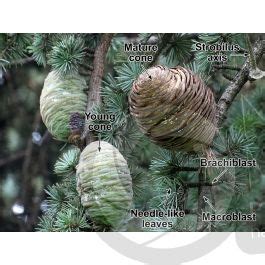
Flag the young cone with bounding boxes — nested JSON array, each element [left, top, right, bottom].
[[40, 71, 87, 142], [76, 141, 133, 230]]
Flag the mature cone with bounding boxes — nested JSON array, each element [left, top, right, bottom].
[[129, 65, 217, 152], [76, 141, 133, 230], [40, 71, 87, 142]]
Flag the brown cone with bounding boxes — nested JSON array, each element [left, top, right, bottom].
[[129, 65, 217, 152]]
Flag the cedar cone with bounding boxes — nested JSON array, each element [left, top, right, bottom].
[[40, 71, 87, 142], [129, 65, 217, 152], [76, 141, 133, 230]]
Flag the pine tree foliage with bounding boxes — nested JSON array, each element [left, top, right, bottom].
[[0, 34, 32, 60], [102, 74, 129, 125], [2, 33, 261, 232], [162, 34, 193, 65], [106, 36, 127, 64], [0, 33, 32, 70], [115, 62, 145, 93], [48, 34, 263, 231], [29, 34, 51, 66], [48, 35, 86, 75], [193, 33, 246, 75], [37, 147, 90, 232], [54, 147, 80, 177]]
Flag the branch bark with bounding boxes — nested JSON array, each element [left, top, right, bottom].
[[196, 168, 208, 231], [216, 40, 264, 127], [185, 181, 222, 188], [175, 166, 198, 172], [82, 33, 114, 144], [213, 64, 241, 71]]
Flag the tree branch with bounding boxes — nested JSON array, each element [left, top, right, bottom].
[[0, 150, 26, 167], [82, 33, 114, 144], [216, 40, 264, 127], [175, 166, 199, 172], [185, 181, 223, 188], [213, 64, 241, 71], [1, 57, 34, 68], [221, 72, 234, 82], [196, 168, 208, 231]]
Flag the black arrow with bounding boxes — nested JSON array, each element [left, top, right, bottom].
[[146, 70, 152, 80], [98, 134, 101, 152], [139, 63, 152, 80]]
